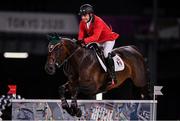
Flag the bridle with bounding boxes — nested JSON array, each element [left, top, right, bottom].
[[56, 46, 81, 68], [48, 38, 81, 69]]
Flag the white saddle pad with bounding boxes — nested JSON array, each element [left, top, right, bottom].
[[96, 53, 125, 72]]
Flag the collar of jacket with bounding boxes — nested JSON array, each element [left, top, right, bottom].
[[87, 14, 95, 23]]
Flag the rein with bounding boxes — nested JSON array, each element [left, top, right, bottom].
[[56, 47, 81, 68]]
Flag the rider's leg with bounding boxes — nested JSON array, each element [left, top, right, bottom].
[[103, 40, 116, 84], [108, 53, 116, 81], [103, 40, 115, 58]]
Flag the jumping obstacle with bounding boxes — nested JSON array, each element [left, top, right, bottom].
[[12, 99, 157, 120]]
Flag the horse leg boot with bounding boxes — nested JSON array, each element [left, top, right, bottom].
[[105, 53, 116, 85], [58, 85, 71, 113], [70, 88, 82, 117]]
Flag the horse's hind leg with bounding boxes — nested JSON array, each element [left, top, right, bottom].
[[140, 84, 152, 99]]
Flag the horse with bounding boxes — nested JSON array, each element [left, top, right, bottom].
[[44, 35, 152, 117]]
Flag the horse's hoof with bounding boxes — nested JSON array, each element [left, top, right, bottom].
[[61, 101, 69, 110], [141, 94, 145, 99], [70, 111, 76, 116], [76, 108, 82, 117], [62, 104, 69, 109], [71, 102, 77, 109], [65, 108, 75, 116]]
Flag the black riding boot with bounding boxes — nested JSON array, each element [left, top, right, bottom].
[[106, 53, 117, 85]]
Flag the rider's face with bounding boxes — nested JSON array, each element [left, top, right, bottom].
[[81, 14, 90, 23]]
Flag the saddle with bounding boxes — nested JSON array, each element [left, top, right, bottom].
[[86, 42, 105, 61], [86, 43, 125, 72]]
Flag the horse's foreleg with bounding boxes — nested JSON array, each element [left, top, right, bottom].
[[71, 88, 78, 108], [69, 87, 82, 117], [58, 85, 70, 111]]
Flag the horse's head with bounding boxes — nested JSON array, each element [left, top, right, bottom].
[[45, 34, 77, 75]]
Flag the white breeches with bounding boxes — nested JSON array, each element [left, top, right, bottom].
[[100, 40, 115, 58]]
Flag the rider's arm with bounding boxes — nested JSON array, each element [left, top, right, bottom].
[[84, 22, 103, 44], [78, 21, 85, 40]]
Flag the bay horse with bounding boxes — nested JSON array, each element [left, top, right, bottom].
[[45, 35, 151, 117]]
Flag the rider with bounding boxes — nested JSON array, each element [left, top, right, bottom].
[[77, 4, 120, 85]]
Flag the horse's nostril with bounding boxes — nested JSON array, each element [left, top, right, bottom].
[[49, 66, 53, 70], [45, 64, 56, 75]]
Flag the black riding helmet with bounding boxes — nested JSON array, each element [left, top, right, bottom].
[[78, 4, 94, 15]]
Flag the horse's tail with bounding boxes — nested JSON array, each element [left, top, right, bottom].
[[130, 45, 153, 99], [132, 45, 153, 98]]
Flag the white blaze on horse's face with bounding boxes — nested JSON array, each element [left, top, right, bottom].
[[47, 43, 58, 65], [47, 40, 68, 66], [48, 51, 56, 65]]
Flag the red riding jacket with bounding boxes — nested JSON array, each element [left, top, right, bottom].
[[78, 15, 119, 44]]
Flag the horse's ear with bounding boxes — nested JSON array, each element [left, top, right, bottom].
[[46, 33, 61, 45], [46, 34, 51, 41]]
